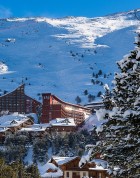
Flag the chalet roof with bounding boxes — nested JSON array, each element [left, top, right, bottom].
[[21, 127, 45, 132], [0, 117, 32, 128], [89, 159, 108, 170], [40, 162, 63, 178], [50, 118, 76, 127], [0, 113, 29, 125], [0, 127, 10, 132], [51, 156, 79, 166]]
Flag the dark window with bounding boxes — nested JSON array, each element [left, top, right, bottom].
[[66, 172, 69, 177]]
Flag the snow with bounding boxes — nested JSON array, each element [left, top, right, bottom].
[[89, 166, 108, 171], [24, 146, 33, 165], [91, 159, 108, 168], [5, 38, 16, 43], [50, 118, 76, 127], [96, 109, 107, 121], [136, 50, 140, 59], [104, 84, 110, 91], [79, 147, 94, 167], [0, 127, 9, 132], [20, 126, 46, 132], [26, 113, 38, 124], [38, 162, 63, 178], [0, 113, 29, 125], [0, 62, 9, 74], [50, 156, 77, 165], [0, 10, 139, 104]]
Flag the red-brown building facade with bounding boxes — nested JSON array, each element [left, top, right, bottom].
[[0, 84, 41, 114], [0, 85, 91, 125], [40, 93, 91, 124]]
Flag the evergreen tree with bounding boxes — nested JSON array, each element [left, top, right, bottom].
[[90, 34, 140, 177], [75, 96, 81, 104], [26, 164, 41, 178], [102, 84, 114, 110]]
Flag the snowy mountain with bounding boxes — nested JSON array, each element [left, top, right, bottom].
[[0, 9, 140, 104]]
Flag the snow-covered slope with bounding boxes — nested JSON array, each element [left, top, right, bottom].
[[0, 10, 140, 104]]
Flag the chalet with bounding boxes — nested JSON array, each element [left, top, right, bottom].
[[19, 123, 50, 137], [50, 118, 76, 133], [48, 156, 111, 178], [41, 93, 91, 125], [0, 84, 41, 114], [0, 117, 34, 132], [19, 118, 76, 137]]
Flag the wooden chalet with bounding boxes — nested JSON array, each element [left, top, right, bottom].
[[48, 156, 111, 178], [19, 124, 50, 137], [50, 118, 76, 133], [0, 117, 34, 132], [0, 84, 41, 114], [41, 93, 91, 125]]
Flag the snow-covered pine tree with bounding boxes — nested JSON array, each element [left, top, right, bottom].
[[101, 84, 114, 110], [90, 34, 140, 178]]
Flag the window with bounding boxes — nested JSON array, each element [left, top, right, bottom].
[[99, 173, 102, 178], [83, 172, 86, 176], [66, 172, 69, 177]]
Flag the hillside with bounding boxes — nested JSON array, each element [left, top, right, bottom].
[[0, 10, 140, 104]]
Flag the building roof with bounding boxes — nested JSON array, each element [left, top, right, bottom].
[[0, 113, 28, 124], [20, 123, 50, 132], [51, 156, 78, 165], [0, 117, 31, 128], [40, 162, 63, 178], [51, 94, 91, 111], [0, 127, 10, 133], [50, 118, 76, 127], [89, 159, 108, 171]]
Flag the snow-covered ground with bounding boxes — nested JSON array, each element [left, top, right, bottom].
[[0, 10, 139, 104]]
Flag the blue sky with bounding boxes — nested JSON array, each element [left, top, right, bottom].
[[0, 0, 140, 18]]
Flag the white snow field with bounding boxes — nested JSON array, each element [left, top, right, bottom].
[[0, 10, 139, 104]]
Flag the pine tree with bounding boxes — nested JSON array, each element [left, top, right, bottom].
[[102, 84, 114, 110], [26, 164, 41, 178], [90, 34, 140, 177]]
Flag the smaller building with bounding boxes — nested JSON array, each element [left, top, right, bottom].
[[19, 123, 50, 137], [0, 117, 34, 132], [47, 156, 111, 178], [50, 118, 76, 133], [19, 118, 76, 137]]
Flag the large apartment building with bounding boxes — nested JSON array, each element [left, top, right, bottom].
[[0, 85, 91, 125]]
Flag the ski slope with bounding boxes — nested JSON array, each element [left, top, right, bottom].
[[0, 10, 139, 104]]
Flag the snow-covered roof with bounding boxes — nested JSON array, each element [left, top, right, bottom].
[[50, 118, 76, 127], [90, 159, 108, 170], [20, 127, 46, 132], [0, 113, 28, 125], [40, 162, 63, 178], [32, 123, 50, 128], [0, 127, 10, 133], [89, 166, 108, 171], [51, 156, 78, 165], [0, 117, 31, 128]]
